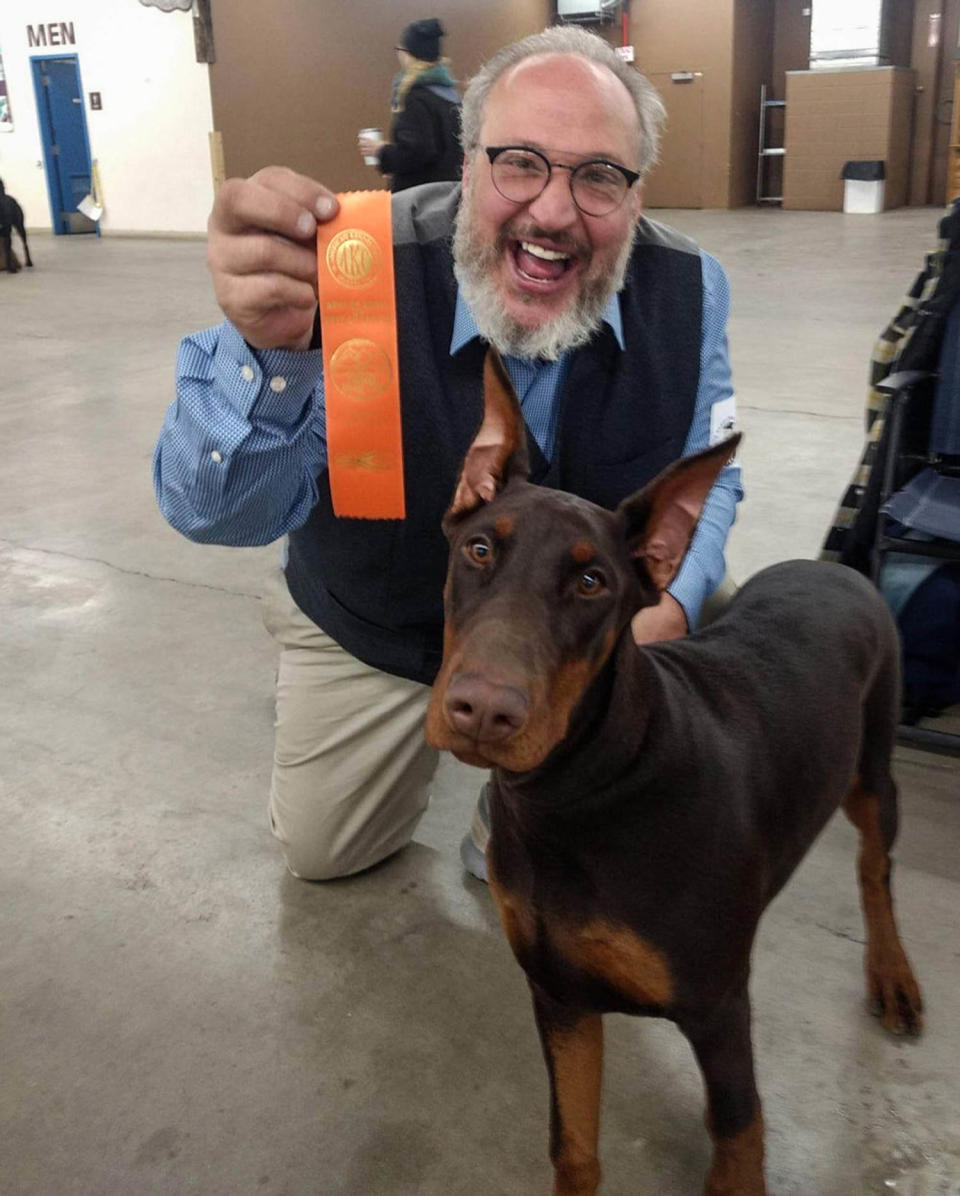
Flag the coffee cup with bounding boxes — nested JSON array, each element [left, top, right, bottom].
[[359, 128, 382, 167]]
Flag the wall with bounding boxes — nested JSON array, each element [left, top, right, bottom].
[[626, 0, 736, 208], [783, 66, 916, 210], [772, 0, 812, 96], [0, 1, 214, 234], [731, 0, 775, 207], [927, 0, 960, 203], [208, 0, 550, 191]]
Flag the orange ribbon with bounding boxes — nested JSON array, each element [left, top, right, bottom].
[[316, 191, 405, 519]]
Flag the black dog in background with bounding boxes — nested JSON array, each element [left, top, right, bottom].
[[0, 178, 33, 273]]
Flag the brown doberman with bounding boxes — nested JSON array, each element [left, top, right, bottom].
[[426, 351, 923, 1195]]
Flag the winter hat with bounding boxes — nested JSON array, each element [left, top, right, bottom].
[[400, 18, 445, 63]]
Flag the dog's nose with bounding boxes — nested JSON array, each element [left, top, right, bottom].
[[444, 673, 529, 743]]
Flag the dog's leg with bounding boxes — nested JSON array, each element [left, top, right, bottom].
[[18, 224, 32, 268], [2, 231, 16, 273], [683, 992, 766, 1196], [531, 986, 603, 1196], [843, 777, 923, 1035]]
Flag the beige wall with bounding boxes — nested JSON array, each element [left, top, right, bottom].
[[209, 0, 759, 210], [206, 1, 942, 214], [209, 0, 549, 190], [783, 67, 917, 211]]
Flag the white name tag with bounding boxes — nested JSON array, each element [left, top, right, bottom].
[[709, 396, 737, 449]]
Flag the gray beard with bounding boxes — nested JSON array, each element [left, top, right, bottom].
[[452, 186, 636, 362]]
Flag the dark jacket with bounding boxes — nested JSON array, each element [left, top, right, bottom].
[[378, 84, 462, 192], [285, 183, 704, 686]]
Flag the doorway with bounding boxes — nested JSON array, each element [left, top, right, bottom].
[[643, 73, 704, 209], [30, 55, 96, 234]]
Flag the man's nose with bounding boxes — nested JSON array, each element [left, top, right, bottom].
[[525, 168, 580, 229]]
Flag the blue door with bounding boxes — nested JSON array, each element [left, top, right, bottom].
[[30, 55, 95, 234]]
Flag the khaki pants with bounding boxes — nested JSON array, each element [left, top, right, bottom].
[[261, 568, 440, 879], [260, 568, 737, 880]]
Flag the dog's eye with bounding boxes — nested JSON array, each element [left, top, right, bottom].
[[578, 569, 606, 595], [464, 537, 493, 566]]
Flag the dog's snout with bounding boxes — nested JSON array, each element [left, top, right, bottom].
[[444, 673, 529, 743]]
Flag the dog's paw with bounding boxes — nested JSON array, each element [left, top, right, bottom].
[[868, 957, 924, 1037]]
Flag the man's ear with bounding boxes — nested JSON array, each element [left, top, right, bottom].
[[618, 434, 741, 591], [445, 348, 530, 523]]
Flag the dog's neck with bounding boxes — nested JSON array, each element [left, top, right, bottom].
[[492, 627, 668, 821]]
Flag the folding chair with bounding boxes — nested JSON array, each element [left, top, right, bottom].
[[871, 365, 960, 753], [822, 201, 960, 755]]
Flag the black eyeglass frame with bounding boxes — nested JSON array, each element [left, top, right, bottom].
[[483, 145, 640, 216]]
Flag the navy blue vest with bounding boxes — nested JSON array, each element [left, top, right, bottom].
[[286, 183, 703, 684]]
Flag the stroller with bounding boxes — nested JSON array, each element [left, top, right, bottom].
[[822, 200, 960, 753]]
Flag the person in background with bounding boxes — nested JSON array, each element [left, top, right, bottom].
[[358, 17, 463, 192], [154, 26, 742, 885]]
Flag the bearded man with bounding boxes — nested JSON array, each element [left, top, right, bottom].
[[153, 26, 743, 883]]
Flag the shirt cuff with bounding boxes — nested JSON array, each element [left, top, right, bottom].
[[213, 320, 323, 427], [668, 556, 712, 631]]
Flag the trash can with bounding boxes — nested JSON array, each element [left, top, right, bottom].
[[841, 160, 885, 214]]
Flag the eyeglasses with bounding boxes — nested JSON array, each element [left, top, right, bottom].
[[483, 146, 640, 217]]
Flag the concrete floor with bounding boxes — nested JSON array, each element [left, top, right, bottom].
[[1, 209, 958, 1196]]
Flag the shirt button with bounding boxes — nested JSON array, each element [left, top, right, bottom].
[[240, 365, 255, 382], [269, 375, 287, 393], [210, 450, 222, 463]]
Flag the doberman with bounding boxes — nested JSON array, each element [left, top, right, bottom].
[[0, 179, 33, 274], [426, 351, 923, 1195]]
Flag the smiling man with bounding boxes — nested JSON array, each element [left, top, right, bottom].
[[454, 52, 645, 359], [153, 26, 743, 884]]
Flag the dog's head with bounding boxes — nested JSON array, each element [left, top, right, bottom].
[[425, 350, 738, 772]]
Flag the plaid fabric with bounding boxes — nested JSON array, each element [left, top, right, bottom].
[[820, 199, 960, 571]]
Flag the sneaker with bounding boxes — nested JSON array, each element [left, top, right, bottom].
[[459, 782, 490, 882]]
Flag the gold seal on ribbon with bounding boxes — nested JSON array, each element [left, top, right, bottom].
[[325, 229, 382, 289]]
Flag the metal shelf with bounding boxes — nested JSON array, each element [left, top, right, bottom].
[[756, 83, 785, 205]]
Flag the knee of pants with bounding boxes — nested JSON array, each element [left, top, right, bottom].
[[282, 842, 362, 882], [270, 788, 430, 882]]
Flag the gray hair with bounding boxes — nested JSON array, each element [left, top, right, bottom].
[[460, 26, 666, 178]]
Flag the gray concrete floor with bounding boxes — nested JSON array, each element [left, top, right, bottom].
[[1, 210, 958, 1196]]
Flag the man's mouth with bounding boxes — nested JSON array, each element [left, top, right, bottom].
[[514, 240, 574, 282]]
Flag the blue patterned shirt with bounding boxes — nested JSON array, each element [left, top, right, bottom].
[[153, 249, 742, 626]]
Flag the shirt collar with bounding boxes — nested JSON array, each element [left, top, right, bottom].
[[450, 287, 625, 357]]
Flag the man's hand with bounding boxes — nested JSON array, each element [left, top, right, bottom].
[[207, 166, 340, 352], [631, 592, 688, 645]]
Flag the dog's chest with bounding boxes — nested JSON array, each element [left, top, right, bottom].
[[489, 874, 675, 1013]]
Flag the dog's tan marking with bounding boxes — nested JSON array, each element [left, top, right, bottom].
[[843, 780, 923, 1035], [546, 1013, 604, 1196], [488, 873, 536, 960], [494, 514, 514, 538], [554, 919, 675, 1008], [570, 540, 595, 564], [548, 658, 599, 725], [704, 1112, 765, 1195]]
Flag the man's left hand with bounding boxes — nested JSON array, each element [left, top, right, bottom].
[[631, 592, 688, 644]]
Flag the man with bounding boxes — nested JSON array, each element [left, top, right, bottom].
[[153, 26, 742, 883]]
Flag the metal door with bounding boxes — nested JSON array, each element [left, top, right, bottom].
[[30, 55, 95, 234]]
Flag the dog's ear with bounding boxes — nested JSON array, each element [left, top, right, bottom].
[[445, 348, 530, 525], [617, 434, 740, 591]]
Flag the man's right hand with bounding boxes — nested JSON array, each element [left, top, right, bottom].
[[207, 166, 340, 352]]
